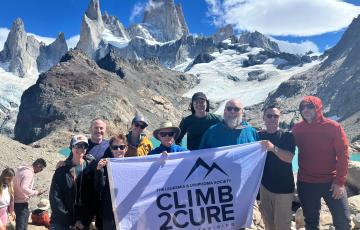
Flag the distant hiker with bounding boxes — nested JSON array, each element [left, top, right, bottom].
[[31, 199, 50, 229], [0, 168, 15, 230], [176, 92, 222, 150], [49, 134, 96, 230], [199, 98, 259, 149], [14, 158, 47, 230], [149, 121, 187, 155], [258, 105, 295, 230], [126, 114, 153, 157], [95, 134, 128, 230], [293, 96, 351, 229]]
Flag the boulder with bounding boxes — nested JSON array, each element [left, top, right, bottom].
[[348, 195, 360, 215], [346, 161, 360, 195]]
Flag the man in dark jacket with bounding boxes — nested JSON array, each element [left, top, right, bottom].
[[50, 134, 96, 230]]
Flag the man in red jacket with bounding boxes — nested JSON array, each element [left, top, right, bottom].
[[292, 96, 350, 230]]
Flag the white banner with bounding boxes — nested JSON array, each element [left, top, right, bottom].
[[107, 142, 266, 230]]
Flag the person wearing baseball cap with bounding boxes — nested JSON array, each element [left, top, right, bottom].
[[49, 134, 96, 230], [176, 92, 222, 150], [126, 114, 153, 157]]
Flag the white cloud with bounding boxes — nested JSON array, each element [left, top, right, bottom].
[[0, 28, 10, 50], [66, 35, 80, 49], [272, 38, 320, 55], [130, 2, 145, 22], [129, 1, 164, 23], [205, 0, 360, 36], [28, 33, 55, 45]]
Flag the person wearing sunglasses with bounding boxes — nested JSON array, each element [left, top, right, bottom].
[[126, 115, 153, 157], [257, 105, 295, 230], [94, 134, 128, 230], [292, 96, 351, 229], [149, 121, 187, 155], [199, 98, 258, 149], [176, 92, 222, 150], [0, 168, 15, 230], [14, 158, 47, 230], [50, 134, 97, 230]]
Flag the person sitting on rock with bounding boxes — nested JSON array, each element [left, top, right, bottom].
[[31, 198, 50, 229], [125, 114, 153, 157], [95, 134, 128, 230], [149, 121, 187, 155]]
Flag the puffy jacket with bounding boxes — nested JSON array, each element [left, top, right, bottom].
[[126, 133, 153, 157]]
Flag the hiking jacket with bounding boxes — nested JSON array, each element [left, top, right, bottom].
[[292, 96, 349, 186], [49, 154, 96, 228], [126, 133, 153, 157], [13, 166, 38, 203]]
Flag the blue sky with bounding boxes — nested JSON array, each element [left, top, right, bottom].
[[0, 0, 360, 54]]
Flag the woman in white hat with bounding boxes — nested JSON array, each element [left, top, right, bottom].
[[149, 121, 188, 155]]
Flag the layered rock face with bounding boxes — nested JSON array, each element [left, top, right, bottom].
[[14, 49, 196, 146], [112, 35, 216, 68], [246, 16, 360, 146], [213, 25, 234, 43], [0, 18, 39, 77], [141, 0, 189, 42], [76, 0, 105, 58], [0, 18, 68, 77], [239, 31, 280, 52], [102, 11, 129, 40], [37, 32, 68, 72]]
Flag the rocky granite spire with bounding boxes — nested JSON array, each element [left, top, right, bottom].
[[37, 32, 68, 72], [213, 25, 234, 43], [142, 0, 189, 42], [239, 31, 280, 52], [102, 11, 129, 40], [0, 18, 39, 77], [76, 0, 104, 59], [176, 3, 189, 36]]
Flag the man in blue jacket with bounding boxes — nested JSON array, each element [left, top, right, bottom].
[[199, 98, 258, 149]]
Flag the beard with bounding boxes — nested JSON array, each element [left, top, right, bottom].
[[225, 115, 243, 129]]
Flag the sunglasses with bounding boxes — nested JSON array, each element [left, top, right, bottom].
[[159, 131, 175, 137], [73, 143, 88, 149], [134, 122, 147, 129], [266, 114, 280, 119], [110, 145, 127, 150], [300, 103, 315, 110], [225, 106, 241, 112]]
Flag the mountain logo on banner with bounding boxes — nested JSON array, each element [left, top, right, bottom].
[[184, 157, 229, 181]]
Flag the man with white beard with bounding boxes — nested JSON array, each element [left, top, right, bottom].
[[199, 98, 258, 149]]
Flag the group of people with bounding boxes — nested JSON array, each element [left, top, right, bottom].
[[0, 92, 350, 230]]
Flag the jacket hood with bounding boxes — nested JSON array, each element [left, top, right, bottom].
[[300, 96, 324, 123]]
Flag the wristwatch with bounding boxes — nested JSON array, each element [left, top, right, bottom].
[[273, 146, 279, 154]]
